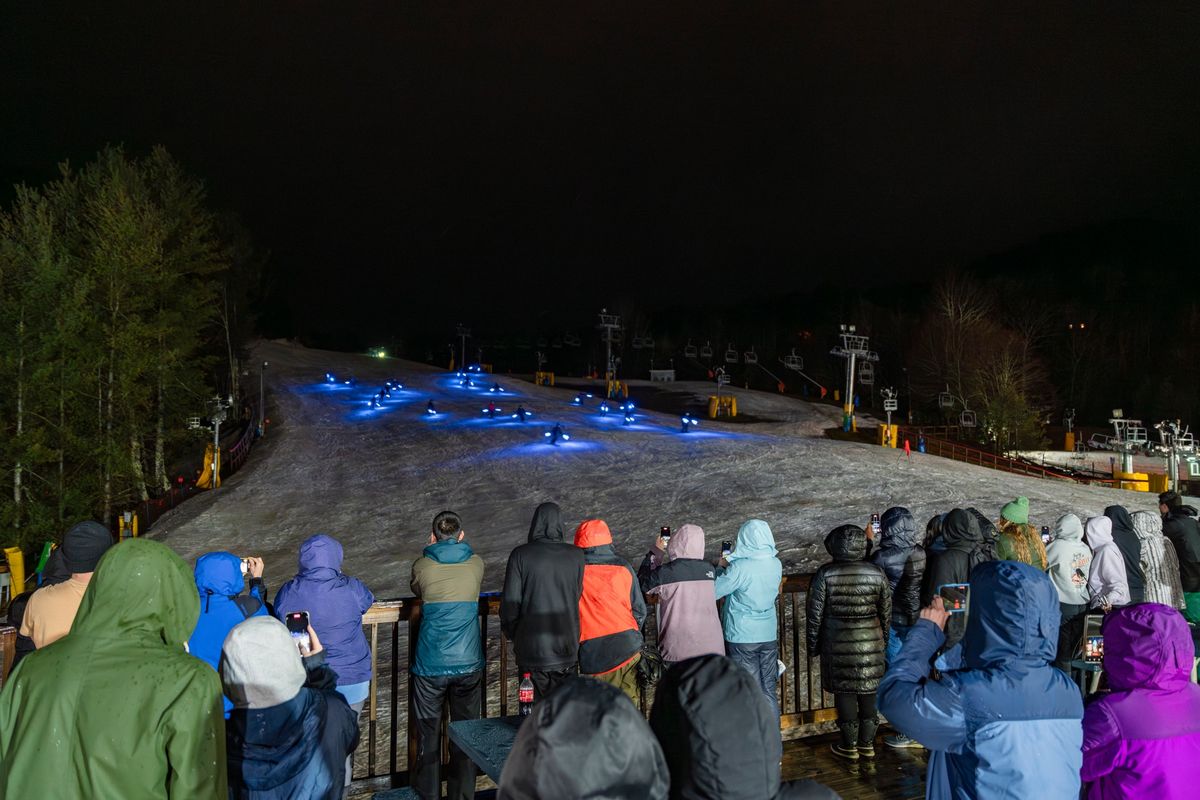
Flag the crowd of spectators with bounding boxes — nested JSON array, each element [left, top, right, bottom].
[[1, 489, 1198, 799]]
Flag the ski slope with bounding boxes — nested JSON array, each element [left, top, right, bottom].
[[151, 341, 1165, 596]]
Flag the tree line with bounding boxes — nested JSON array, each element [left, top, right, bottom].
[[0, 146, 258, 550]]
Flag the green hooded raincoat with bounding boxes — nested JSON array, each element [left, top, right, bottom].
[[0, 538, 226, 799]]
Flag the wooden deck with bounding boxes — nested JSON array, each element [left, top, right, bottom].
[[783, 731, 928, 800]]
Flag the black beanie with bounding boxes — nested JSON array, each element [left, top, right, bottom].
[[61, 521, 114, 573]]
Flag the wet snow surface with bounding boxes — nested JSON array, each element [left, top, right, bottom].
[[151, 341, 1164, 596]]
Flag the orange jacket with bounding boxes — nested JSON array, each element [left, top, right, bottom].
[[573, 520, 646, 674]]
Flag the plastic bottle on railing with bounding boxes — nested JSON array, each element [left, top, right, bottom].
[[519, 673, 534, 716]]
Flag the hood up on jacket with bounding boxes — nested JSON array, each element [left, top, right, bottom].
[[528, 502, 565, 543], [650, 655, 781, 800], [1102, 603, 1195, 692], [498, 676, 669, 800], [71, 538, 199, 647], [298, 534, 344, 572], [1131, 510, 1164, 541], [966, 507, 999, 545], [879, 507, 919, 550], [574, 519, 613, 549], [221, 616, 308, 709], [1104, 505, 1136, 536], [194, 551, 246, 599], [941, 509, 982, 553], [962, 560, 1059, 671], [732, 519, 778, 560], [824, 524, 868, 562], [1053, 514, 1085, 542], [667, 523, 705, 560], [1085, 516, 1114, 549]]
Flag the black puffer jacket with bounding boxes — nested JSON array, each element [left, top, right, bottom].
[[869, 507, 926, 627], [499, 502, 586, 671], [966, 507, 1000, 562], [650, 656, 841, 800], [1163, 506, 1200, 593], [806, 525, 890, 694], [920, 509, 982, 651], [1105, 505, 1147, 604]]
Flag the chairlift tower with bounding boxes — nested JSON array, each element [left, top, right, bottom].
[[456, 324, 471, 370], [1153, 419, 1197, 492], [882, 387, 899, 428], [596, 309, 622, 397], [830, 324, 878, 432]]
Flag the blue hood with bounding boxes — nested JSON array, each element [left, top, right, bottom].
[[732, 519, 777, 560], [422, 538, 474, 564], [962, 560, 1059, 670], [298, 534, 344, 572], [195, 551, 245, 596]]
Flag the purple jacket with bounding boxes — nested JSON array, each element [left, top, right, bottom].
[[636, 524, 725, 663], [275, 535, 375, 686], [1083, 603, 1200, 799]]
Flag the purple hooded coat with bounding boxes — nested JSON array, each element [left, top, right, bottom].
[[275, 535, 375, 686], [1082, 603, 1200, 799]]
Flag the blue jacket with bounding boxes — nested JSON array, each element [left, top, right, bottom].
[[275, 535, 375, 686], [187, 552, 267, 715], [410, 538, 485, 677], [715, 520, 783, 644], [878, 560, 1083, 800]]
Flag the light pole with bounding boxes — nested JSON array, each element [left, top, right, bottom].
[[258, 361, 268, 438], [903, 367, 912, 425], [596, 309, 622, 397], [456, 324, 471, 371]]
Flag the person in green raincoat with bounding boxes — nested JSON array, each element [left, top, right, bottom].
[[0, 538, 226, 799]]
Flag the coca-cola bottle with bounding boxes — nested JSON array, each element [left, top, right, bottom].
[[519, 673, 534, 716]]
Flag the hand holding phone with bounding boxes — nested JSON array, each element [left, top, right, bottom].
[[285, 611, 312, 655], [721, 540, 732, 557], [1084, 635, 1104, 663], [1040, 526, 1051, 545], [658, 526, 671, 549], [938, 583, 970, 614]]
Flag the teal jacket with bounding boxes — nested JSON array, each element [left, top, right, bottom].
[[714, 520, 783, 644], [410, 538, 485, 677]]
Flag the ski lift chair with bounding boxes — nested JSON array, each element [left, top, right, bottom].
[[959, 409, 977, 428], [743, 348, 759, 365], [644, 336, 655, 349], [938, 391, 955, 409], [551, 338, 562, 349], [1128, 426, 1149, 447], [724, 344, 739, 364], [683, 340, 698, 359], [782, 349, 803, 371], [858, 361, 875, 386], [1088, 433, 1112, 450], [631, 336, 645, 350], [699, 341, 713, 360], [564, 333, 581, 347]]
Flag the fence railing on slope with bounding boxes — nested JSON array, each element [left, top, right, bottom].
[[348, 573, 834, 794], [121, 401, 261, 536], [898, 427, 1115, 486]]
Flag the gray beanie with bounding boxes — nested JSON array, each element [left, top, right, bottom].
[[220, 616, 307, 709]]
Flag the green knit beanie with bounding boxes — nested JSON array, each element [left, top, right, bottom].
[[1001, 496, 1029, 525]]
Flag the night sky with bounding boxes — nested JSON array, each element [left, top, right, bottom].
[[4, 4, 1199, 343]]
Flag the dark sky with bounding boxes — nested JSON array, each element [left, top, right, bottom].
[[3, 3, 1199, 342]]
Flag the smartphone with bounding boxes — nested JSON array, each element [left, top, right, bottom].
[[870, 513, 881, 536], [721, 540, 732, 556], [285, 611, 311, 653], [938, 583, 970, 614], [659, 526, 671, 543], [240, 558, 249, 575], [1041, 526, 1051, 545], [1085, 635, 1104, 663]]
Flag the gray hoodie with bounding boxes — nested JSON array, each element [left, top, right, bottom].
[[1046, 514, 1092, 606], [1086, 517, 1130, 609]]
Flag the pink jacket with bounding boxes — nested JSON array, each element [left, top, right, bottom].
[[636, 524, 725, 663]]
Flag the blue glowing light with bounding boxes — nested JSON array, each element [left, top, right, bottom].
[[326, 372, 336, 383]]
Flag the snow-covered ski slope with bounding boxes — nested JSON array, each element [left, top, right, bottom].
[[150, 340, 1163, 596]]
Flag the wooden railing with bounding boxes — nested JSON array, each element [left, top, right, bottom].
[[899, 428, 1115, 486], [348, 574, 834, 793], [0, 625, 15, 691]]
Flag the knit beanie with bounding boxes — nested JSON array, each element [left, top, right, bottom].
[[61, 521, 115, 573], [1000, 496, 1030, 525], [221, 616, 307, 710]]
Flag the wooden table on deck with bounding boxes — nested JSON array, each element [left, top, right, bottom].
[[448, 716, 524, 784]]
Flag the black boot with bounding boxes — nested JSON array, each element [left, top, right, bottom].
[[858, 716, 879, 758], [832, 720, 860, 760]]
